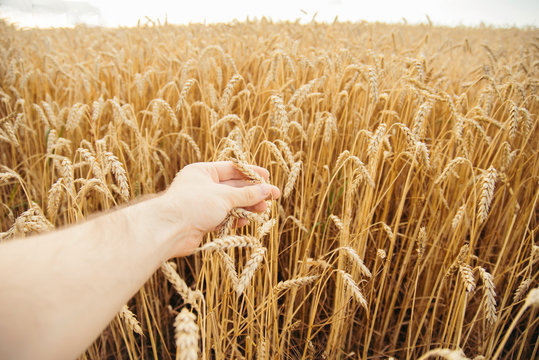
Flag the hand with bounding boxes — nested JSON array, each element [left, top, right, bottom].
[[155, 161, 280, 258]]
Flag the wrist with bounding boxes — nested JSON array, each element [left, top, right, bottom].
[[142, 194, 199, 259]]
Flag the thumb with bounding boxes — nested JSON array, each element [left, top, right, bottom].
[[227, 183, 273, 208]]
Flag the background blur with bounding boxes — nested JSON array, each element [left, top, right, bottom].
[[0, 0, 538, 28]]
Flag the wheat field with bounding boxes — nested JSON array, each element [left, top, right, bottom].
[[0, 18, 538, 359]]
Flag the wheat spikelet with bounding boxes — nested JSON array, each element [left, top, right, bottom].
[[377, 249, 387, 260], [176, 78, 196, 112], [161, 262, 201, 307], [1, 120, 19, 146], [288, 77, 317, 106], [452, 205, 466, 230], [393, 122, 417, 147], [257, 337, 267, 360], [32, 103, 50, 127], [447, 244, 470, 276], [519, 107, 533, 135], [41, 101, 58, 128], [477, 166, 497, 224], [346, 156, 375, 189], [103, 152, 129, 201], [66, 103, 86, 131], [532, 245, 539, 262], [283, 161, 301, 198], [211, 114, 242, 132], [477, 267, 497, 325], [367, 66, 378, 103], [367, 123, 386, 159], [311, 111, 326, 140], [0, 129, 16, 146], [274, 139, 295, 166], [220, 74, 243, 113], [6, 203, 54, 239], [109, 98, 138, 131], [414, 58, 425, 82], [459, 264, 476, 294], [236, 246, 266, 294], [175, 132, 201, 161], [174, 308, 199, 360], [50, 138, 72, 156], [453, 113, 465, 140], [47, 178, 64, 218], [46, 129, 57, 155], [0, 171, 18, 182], [257, 219, 276, 239], [196, 235, 260, 252], [500, 141, 517, 172], [338, 246, 372, 278], [134, 73, 145, 97], [417, 348, 470, 360], [508, 101, 519, 140], [119, 305, 143, 335], [332, 89, 348, 115], [288, 120, 307, 140], [336, 152, 371, 186], [262, 140, 290, 173], [417, 227, 426, 257], [513, 278, 532, 303], [525, 288, 539, 308], [270, 94, 289, 133], [231, 158, 266, 184], [335, 150, 351, 170], [337, 270, 368, 310], [217, 250, 239, 288], [75, 178, 109, 202], [435, 157, 467, 185], [415, 141, 431, 169], [322, 112, 337, 144], [152, 98, 178, 127], [412, 100, 433, 139], [329, 215, 344, 231], [380, 222, 394, 238], [77, 147, 102, 179], [274, 275, 321, 293], [230, 208, 265, 223]]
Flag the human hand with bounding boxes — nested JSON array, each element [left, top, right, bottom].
[[155, 161, 280, 258]]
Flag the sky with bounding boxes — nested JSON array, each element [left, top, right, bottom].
[[0, 0, 538, 28]]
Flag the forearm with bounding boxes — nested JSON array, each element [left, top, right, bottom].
[[0, 194, 184, 360]]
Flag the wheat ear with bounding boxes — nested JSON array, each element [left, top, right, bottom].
[[119, 305, 143, 335], [174, 308, 199, 360]]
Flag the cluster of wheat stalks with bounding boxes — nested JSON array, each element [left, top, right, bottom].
[[0, 18, 538, 359]]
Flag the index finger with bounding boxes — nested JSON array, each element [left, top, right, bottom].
[[210, 161, 270, 182]]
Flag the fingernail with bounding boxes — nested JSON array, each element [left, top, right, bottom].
[[258, 184, 272, 196]]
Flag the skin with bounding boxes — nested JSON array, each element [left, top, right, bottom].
[[0, 161, 280, 360]]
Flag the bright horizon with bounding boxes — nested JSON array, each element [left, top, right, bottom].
[[1, 0, 538, 29]]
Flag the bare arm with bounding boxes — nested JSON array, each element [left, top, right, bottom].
[[0, 162, 280, 360]]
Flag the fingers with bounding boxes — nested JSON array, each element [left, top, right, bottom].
[[220, 179, 256, 188], [210, 161, 270, 182], [233, 218, 249, 228], [243, 201, 267, 213], [226, 183, 280, 208]]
